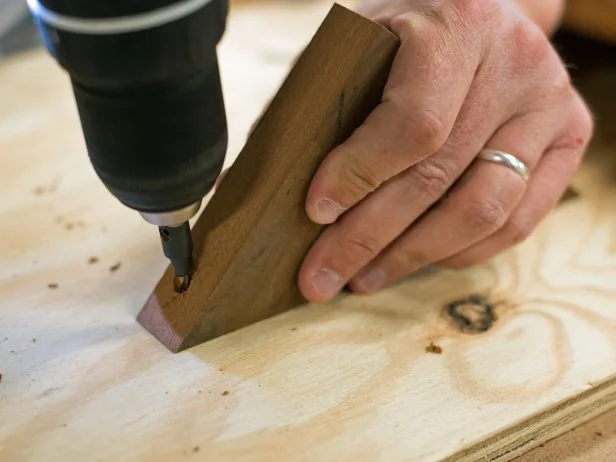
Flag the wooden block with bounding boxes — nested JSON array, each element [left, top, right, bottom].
[[137, 4, 400, 353]]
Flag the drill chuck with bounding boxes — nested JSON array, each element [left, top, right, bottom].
[[28, 0, 231, 281], [27, 0, 229, 215]]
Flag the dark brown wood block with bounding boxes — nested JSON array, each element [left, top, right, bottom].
[[137, 3, 400, 352]]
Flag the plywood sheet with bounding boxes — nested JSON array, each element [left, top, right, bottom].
[[2, 2, 616, 461]]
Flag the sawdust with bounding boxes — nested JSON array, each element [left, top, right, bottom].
[[426, 342, 443, 354]]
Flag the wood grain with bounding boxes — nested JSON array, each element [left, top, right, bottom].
[[3, 1, 616, 461], [137, 3, 400, 353]]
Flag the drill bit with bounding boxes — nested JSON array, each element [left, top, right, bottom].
[[158, 223, 194, 293], [173, 274, 192, 293]]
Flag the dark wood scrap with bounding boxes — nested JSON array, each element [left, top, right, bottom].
[[137, 4, 400, 352]]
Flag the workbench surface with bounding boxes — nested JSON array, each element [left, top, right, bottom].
[[2, 1, 616, 461]]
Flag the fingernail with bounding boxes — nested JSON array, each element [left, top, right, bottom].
[[357, 268, 386, 293], [311, 268, 342, 299], [314, 198, 346, 224]]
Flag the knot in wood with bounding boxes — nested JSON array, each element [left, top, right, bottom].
[[446, 295, 495, 334]]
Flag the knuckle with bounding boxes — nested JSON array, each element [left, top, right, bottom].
[[390, 11, 443, 37], [410, 158, 454, 200], [464, 197, 509, 233], [390, 247, 427, 271], [340, 225, 383, 262], [506, 216, 534, 245], [508, 19, 552, 72], [389, 13, 415, 38], [580, 108, 595, 141], [409, 110, 449, 153], [573, 95, 595, 142], [553, 93, 594, 161], [390, 12, 443, 42], [548, 66, 573, 99], [340, 158, 382, 201]]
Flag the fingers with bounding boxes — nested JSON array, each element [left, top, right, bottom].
[[351, 164, 526, 293], [349, 108, 555, 293], [439, 146, 578, 268], [356, 0, 415, 26], [305, 14, 483, 225], [296, 35, 538, 303], [297, 31, 552, 304], [439, 96, 593, 268], [298, 153, 478, 303], [296, 1, 590, 303], [297, 79, 513, 303]]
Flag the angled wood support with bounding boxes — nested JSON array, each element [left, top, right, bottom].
[[137, 4, 400, 352]]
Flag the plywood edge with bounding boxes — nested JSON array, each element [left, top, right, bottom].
[[444, 374, 616, 461]]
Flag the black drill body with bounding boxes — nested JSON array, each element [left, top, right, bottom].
[[28, 0, 230, 284]]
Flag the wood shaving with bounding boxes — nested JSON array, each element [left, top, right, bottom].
[[426, 342, 443, 354]]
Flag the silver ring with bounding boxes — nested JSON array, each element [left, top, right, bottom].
[[477, 149, 530, 182]]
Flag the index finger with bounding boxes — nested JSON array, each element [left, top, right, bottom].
[[305, 13, 482, 224]]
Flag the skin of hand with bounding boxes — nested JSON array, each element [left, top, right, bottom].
[[296, 0, 594, 303]]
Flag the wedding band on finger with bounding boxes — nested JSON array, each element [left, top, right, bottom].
[[476, 149, 530, 182]]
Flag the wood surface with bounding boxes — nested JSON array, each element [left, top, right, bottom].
[[3, 1, 616, 461], [517, 406, 616, 461], [562, 0, 616, 43], [137, 4, 400, 353]]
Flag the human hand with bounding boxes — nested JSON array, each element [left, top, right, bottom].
[[297, 0, 593, 302]]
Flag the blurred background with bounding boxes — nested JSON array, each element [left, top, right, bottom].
[[0, 0, 38, 59]]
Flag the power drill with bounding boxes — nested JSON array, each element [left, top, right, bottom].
[[26, 0, 229, 291]]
